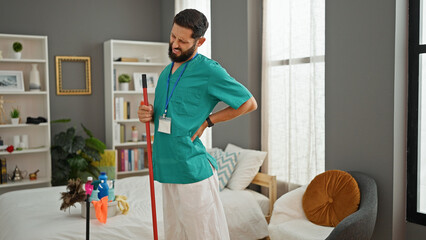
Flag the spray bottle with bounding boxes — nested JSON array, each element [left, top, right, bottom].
[[84, 176, 94, 196]]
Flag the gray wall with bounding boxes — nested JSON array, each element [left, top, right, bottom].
[[0, 0, 261, 152], [211, 0, 262, 150], [0, 0, 164, 140], [326, 0, 408, 239], [160, 0, 175, 42]]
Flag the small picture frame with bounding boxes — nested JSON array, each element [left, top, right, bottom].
[[0, 71, 24, 92], [133, 72, 158, 91]]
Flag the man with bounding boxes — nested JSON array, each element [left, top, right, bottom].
[[138, 9, 257, 240]]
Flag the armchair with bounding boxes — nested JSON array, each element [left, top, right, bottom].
[[268, 171, 377, 240]]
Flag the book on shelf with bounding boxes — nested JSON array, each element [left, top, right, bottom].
[[138, 148, 144, 170], [114, 57, 138, 62], [118, 148, 126, 172], [114, 98, 131, 120], [124, 149, 129, 172], [114, 123, 121, 144], [119, 150, 125, 172], [126, 101, 130, 119], [133, 149, 138, 171], [117, 150, 121, 172], [129, 149, 136, 171], [120, 97, 124, 120], [120, 124, 125, 143], [123, 100, 127, 120], [115, 97, 124, 120], [113, 69, 117, 91], [117, 148, 146, 172], [128, 149, 132, 171], [1, 158, 7, 184]]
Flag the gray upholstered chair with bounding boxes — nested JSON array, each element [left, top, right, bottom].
[[268, 171, 378, 240], [326, 171, 378, 240]]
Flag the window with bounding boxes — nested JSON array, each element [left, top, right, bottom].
[[262, 0, 325, 189], [408, 0, 426, 225]]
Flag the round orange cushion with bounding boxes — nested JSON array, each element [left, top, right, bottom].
[[302, 170, 360, 227]]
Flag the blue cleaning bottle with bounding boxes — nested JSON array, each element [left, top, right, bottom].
[[98, 180, 109, 200], [99, 172, 108, 182]]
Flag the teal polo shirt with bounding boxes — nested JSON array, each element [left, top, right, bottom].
[[152, 54, 252, 184]]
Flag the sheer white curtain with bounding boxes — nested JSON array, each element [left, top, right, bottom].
[[175, 0, 212, 148], [262, 0, 325, 190]]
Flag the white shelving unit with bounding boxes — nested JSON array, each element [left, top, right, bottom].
[[104, 39, 169, 178], [0, 33, 51, 194]]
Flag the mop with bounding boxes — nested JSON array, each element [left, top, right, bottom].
[[85, 74, 158, 240], [141, 74, 159, 240], [86, 193, 90, 240]]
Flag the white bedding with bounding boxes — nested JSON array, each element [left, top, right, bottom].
[[0, 176, 268, 240], [220, 189, 269, 240], [268, 185, 333, 240], [246, 188, 270, 216]]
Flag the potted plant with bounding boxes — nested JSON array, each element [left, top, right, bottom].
[[118, 74, 131, 91], [10, 107, 20, 125], [50, 119, 106, 186], [12, 41, 23, 59]]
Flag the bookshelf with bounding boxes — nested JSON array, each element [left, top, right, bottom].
[[104, 39, 169, 178], [0, 33, 51, 194]]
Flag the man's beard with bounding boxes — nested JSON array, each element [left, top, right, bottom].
[[168, 41, 197, 62]]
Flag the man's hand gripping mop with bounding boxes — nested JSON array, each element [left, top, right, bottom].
[[141, 74, 159, 240]]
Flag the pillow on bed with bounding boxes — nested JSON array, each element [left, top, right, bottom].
[[209, 148, 239, 191], [224, 143, 267, 190]]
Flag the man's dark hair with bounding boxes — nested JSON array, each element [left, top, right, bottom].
[[173, 9, 209, 39]]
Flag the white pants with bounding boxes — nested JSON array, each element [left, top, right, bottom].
[[162, 165, 230, 240]]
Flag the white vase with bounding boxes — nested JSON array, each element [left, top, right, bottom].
[[120, 82, 129, 91], [11, 118, 19, 125], [29, 64, 41, 91], [13, 135, 20, 146], [12, 51, 21, 59], [21, 135, 29, 149]]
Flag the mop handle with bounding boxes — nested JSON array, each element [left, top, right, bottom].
[[142, 74, 158, 240], [86, 194, 90, 240]]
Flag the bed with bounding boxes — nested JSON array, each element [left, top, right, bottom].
[[0, 144, 275, 240], [0, 172, 275, 240]]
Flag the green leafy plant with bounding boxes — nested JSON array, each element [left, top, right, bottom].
[[118, 74, 131, 83], [10, 107, 20, 118], [51, 119, 106, 186], [13, 42, 23, 52]]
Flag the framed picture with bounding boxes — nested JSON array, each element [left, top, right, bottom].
[[0, 71, 24, 92], [133, 72, 158, 91], [55, 56, 91, 95]]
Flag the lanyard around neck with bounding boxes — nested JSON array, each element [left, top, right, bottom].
[[163, 53, 198, 117]]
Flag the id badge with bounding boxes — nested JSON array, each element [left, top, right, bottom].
[[158, 116, 171, 134]]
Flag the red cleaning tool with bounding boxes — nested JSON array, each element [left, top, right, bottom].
[[141, 74, 158, 240]]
